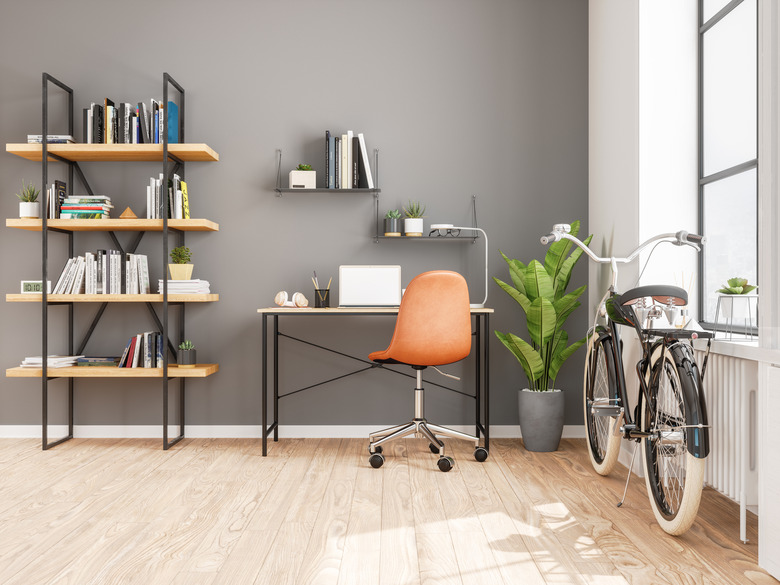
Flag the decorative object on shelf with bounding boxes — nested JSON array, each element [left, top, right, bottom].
[[20, 280, 51, 294], [120, 206, 137, 219], [16, 179, 40, 218], [289, 163, 316, 189], [493, 219, 591, 452], [430, 223, 489, 308], [403, 200, 425, 236], [274, 291, 309, 307], [169, 245, 193, 280], [178, 340, 196, 369], [384, 209, 402, 236]]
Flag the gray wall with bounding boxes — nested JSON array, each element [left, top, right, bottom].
[[0, 0, 588, 429]]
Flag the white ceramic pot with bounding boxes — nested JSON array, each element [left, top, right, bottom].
[[289, 170, 316, 189], [716, 293, 757, 321], [404, 217, 424, 236], [19, 201, 40, 219]]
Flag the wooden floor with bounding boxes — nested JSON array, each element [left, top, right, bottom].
[[0, 437, 774, 585]]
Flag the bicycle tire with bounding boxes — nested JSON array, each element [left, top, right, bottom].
[[641, 343, 705, 535], [583, 333, 621, 475]]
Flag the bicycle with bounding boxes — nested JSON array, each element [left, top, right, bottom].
[[540, 224, 714, 535]]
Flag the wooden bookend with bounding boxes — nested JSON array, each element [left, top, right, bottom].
[[120, 207, 138, 219]]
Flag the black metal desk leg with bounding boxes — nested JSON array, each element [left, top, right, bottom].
[[475, 315, 481, 442], [262, 313, 267, 456], [485, 313, 490, 451], [273, 315, 279, 442]]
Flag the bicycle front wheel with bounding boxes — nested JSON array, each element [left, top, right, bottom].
[[583, 333, 620, 475], [641, 344, 705, 535]]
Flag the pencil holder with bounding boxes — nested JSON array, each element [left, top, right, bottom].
[[315, 289, 330, 308]]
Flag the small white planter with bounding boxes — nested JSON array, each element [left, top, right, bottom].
[[404, 217, 424, 236], [19, 201, 40, 219], [716, 293, 757, 321], [289, 170, 316, 189]]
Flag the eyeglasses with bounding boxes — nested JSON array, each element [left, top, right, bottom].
[[428, 228, 461, 237]]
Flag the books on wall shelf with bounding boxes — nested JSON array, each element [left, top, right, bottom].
[[20, 355, 83, 368], [27, 135, 75, 144], [77, 356, 120, 367], [51, 250, 150, 295], [60, 195, 114, 219], [82, 98, 179, 145], [324, 130, 374, 189], [146, 173, 190, 219], [158, 279, 210, 294], [117, 331, 164, 368]]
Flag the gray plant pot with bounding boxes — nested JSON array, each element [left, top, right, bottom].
[[178, 348, 197, 369], [384, 217, 401, 236], [518, 388, 565, 452]]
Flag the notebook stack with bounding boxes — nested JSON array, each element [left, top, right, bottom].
[[20, 355, 83, 368], [157, 279, 211, 294]]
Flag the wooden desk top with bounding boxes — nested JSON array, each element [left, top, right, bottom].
[[257, 306, 494, 315]]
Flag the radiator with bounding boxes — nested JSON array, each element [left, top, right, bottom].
[[696, 350, 758, 542]]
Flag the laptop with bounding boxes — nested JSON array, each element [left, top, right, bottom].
[[338, 265, 402, 307]]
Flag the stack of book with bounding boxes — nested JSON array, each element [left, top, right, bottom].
[[45, 180, 67, 219], [76, 356, 120, 367], [118, 332, 163, 368], [146, 173, 189, 219], [158, 279, 211, 294], [83, 99, 178, 145], [60, 195, 114, 219], [27, 134, 75, 144], [53, 251, 150, 295], [325, 130, 374, 189], [20, 355, 83, 368]]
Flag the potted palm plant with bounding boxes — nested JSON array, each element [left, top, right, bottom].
[[17, 179, 40, 219], [403, 200, 425, 236], [169, 245, 193, 280], [493, 219, 591, 451]]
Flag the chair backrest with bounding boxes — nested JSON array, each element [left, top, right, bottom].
[[381, 270, 472, 366]]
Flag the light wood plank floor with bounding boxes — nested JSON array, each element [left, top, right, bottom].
[[0, 438, 774, 585]]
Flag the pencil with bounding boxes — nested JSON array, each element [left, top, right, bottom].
[[326, 277, 332, 290]]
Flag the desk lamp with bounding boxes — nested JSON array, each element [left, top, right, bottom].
[[430, 224, 488, 309]]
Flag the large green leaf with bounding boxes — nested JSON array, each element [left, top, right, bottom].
[[548, 333, 587, 384], [527, 296, 556, 347], [553, 234, 592, 299], [495, 331, 544, 388], [544, 219, 580, 280], [553, 284, 586, 330], [493, 277, 531, 314], [500, 251, 527, 295], [524, 260, 555, 302]]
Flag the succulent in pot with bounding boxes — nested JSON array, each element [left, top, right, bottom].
[[384, 209, 402, 236], [402, 200, 425, 236]]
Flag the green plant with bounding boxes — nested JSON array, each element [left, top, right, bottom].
[[384, 209, 402, 219], [493, 220, 591, 391], [403, 200, 425, 218], [717, 277, 757, 295], [16, 179, 40, 203], [169, 246, 192, 264], [296, 163, 313, 171], [179, 340, 195, 350]]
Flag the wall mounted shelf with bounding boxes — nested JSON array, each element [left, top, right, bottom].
[[6, 143, 219, 162], [6, 218, 219, 232], [6, 294, 219, 303], [6, 364, 219, 378], [274, 148, 379, 196], [374, 194, 480, 243]]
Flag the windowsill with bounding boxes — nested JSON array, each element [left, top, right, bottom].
[[694, 337, 780, 363]]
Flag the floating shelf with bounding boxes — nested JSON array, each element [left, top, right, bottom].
[[274, 188, 380, 195], [7, 294, 219, 303], [375, 235, 477, 242], [6, 218, 219, 232], [6, 364, 219, 378], [6, 143, 219, 162]]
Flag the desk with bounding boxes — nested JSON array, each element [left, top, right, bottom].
[[257, 307, 493, 456]]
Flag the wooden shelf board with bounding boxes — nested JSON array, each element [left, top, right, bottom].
[[7, 294, 219, 303], [6, 218, 219, 232], [6, 143, 219, 162], [6, 363, 218, 378]]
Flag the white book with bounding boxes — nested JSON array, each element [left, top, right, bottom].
[[60, 258, 79, 294], [68, 257, 86, 294], [111, 251, 121, 294], [87, 110, 93, 144], [358, 133, 374, 189], [131, 333, 142, 367], [53, 258, 75, 294], [341, 134, 348, 189], [137, 255, 150, 294], [346, 130, 353, 189]]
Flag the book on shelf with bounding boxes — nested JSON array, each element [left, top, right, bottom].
[[138, 102, 150, 143], [352, 135, 360, 188], [340, 133, 349, 189], [76, 356, 120, 367], [158, 279, 211, 294], [27, 134, 75, 144], [334, 137, 341, 189], [20, 355, 83, 368], [181, 181, 190, 219], [52, 250, 150, 295], [358, 133, 374, 188], [325, 131, 373, 189], [167, 101, 178, 144], [118, 332, 162, 368]]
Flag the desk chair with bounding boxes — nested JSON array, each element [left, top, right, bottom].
[[367, 270, 489, 472]]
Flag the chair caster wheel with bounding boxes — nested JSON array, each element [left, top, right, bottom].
[[369, 444, 383, 454], [474, 447, 488, 462], [429, 442, 440, 454], [369, 453, 385, 468], [437, 456, 455, 472]]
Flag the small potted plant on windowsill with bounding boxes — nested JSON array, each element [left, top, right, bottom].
[[169, 245, 193, 280], [178, 340, 196, 368], [384, 209, 402, 236], [716, 277, 757, 320], [289, 163, 316, 189], [17, 179, 40, 219], [403, 200, 425, 236]]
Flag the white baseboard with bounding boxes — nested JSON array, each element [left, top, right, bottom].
[[0, 424, 586, 440]]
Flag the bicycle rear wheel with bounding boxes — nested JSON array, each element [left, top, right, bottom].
[[641, 344, 705, 535], [583, 333, 621, 475]]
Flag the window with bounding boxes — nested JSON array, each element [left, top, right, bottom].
[[699, 0, 758, 328]]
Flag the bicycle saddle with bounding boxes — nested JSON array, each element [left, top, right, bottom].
[[617, 285, 688, 307]]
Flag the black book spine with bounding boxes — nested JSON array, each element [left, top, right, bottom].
[[82, 108, 88, 144], [352, 136, 360, 188], [325, 130, 330, 190], [334, 137, 340, 189]]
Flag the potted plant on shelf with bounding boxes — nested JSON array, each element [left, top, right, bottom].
[[493, 219, 591, 452], [289, 163, 316, 189], [169, 245, 193, 280], [716, 276, 758, 321], [403, 200, 425, 236], [384, 209, 402, 236], [178, 340, 196, 368], [16, 179, 40, 219]]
